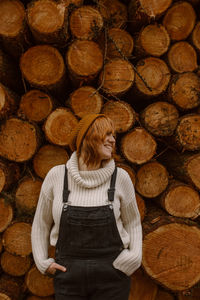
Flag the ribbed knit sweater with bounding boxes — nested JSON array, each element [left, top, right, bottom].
[[31, 152, 142, 276]]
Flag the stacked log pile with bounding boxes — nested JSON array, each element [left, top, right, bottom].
[[0, 0, 200, 299]]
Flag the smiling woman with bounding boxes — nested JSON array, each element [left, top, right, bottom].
[[31, 114, 142, 300]]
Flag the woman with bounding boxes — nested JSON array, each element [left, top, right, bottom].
[[31, 114, 142, 300]]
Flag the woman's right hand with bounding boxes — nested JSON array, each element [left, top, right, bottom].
[[46, 262, 67, 275]]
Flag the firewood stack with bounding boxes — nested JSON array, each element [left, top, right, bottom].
[[0, 0, 200, 299]]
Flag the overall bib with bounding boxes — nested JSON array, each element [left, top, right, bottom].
[[54, 167, 131, 300]]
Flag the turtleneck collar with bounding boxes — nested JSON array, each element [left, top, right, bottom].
[[66, 151, 115, 188]]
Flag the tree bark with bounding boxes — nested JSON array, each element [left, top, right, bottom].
[[163, 1, 196, 41], [121, 127, 157, 164], [167, 41, 197, 73], [18, 90, 54, 122], [27, 0, 69, 46], [68, 86, 103, 119], [33, 144, 69, 179], [135, 161, 169, 198], [102, 99, 136, 133], [140, 101, 179, 137]]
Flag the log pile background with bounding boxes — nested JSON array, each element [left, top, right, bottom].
[[0, 0, 200, 299]]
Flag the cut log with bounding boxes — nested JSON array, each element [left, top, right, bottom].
[[136, 161, 169, 198], [0, 160, 20, 192], [158, 180, 200, 219], [0, 236, 2, 253], [175, 114, 200, 151], [2, 222, 32, 256], [136, 193, 146, 222], [163, 1, 196, 41], [0, 84, 19, 120], [33, 144, 69, 179], [158, 151, 200, 191], [128, 268, 158, 300], [20, 45, 66, 93], [135, 24, 170, 57], [155, 288, 175, 300], [167, 42, 197, 73], [69, 5, 103, 40], [66, 40, 103, 86], [135, 57, 171, 97], [0, 275, 22, 300], [97, 0, 127, 28], [116, 162, 136, 186], [27, 0, 69, 46], [102, 100, 136, 133], [18, 90, 54, 122], [99, 58, 134, 96], [140, 101, 179, 137], [0, 49, 23, 92], [69, 86, 103, 118], [142, 208, 200, 291], [121, 127, 157, 165], [44, 108, 78, 146], [128, 0, 172, 32], [58, 0, 83, 8], [192, 22, 200, 52], [15, 177, 42, 214], [0, 0, 29, 57], [0, 293, 11, 300], [1, 251, 31, 276], [106, 28, 134, 59], [169, 72, 200, 110], [0, 118, 40, 162], [0, 198, 13, 233], [25, 266, 54, 297]]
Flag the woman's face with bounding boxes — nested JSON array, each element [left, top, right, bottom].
[[97, 132, 115, 161]]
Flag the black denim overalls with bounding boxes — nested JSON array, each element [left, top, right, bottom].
[[54, 167, 131, 300]]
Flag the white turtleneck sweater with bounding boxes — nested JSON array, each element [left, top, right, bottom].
[[31, 152, 142, 276]]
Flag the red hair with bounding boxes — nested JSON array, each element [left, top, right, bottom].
[[78, 116, 116, 167]]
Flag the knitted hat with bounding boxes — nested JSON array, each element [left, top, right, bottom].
[[69, 114, 104, 153]]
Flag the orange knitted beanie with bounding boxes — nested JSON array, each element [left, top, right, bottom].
[[69, 114, 104, 153]]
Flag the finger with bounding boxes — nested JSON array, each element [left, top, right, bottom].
[[56, 264, 67, 272]]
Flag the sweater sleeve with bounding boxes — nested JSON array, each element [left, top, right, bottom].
[[31, 169, 56, 274], [113, 169, 142, 276]]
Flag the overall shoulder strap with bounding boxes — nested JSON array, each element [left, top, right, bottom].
[[63, 166, 70, 203], [108, 167, 117, 202]]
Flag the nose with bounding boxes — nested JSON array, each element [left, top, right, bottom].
[[108, 134, 115, 143]]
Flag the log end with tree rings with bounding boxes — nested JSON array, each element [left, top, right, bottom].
[[160, 181, 200, 219], [0, 198, 13, 233], [0, 161, 20, 193], [163, 1, 196, 41], [102, 100, 136, 133], [137, 0, 172, 18], [33, 144, 69, 179], [169, 72, 200, 111], [66, 40, 103, 82], [19, 90, 54, 123], [70, 5, 103, 40], [20, 45, 66, 89], [99, 58, 134, 96], [15, 177, 42, 215], [44, 108, 78, 146], [136, 193, 146, 222], [0, 118, 40, 162], [106, 28, 134, 59], [0, 293, 11, 300], [1, 251, 32, 277], [59, 0, 83, 8], [98, 0, 127, 28], [121, 128, 157, 165], [137, 24, 170, 57], [116, 162, 136, 186], [26, 266, 54, 297], [168, 42, 198, 73], [136, 161, 168, 198], [187, 154, 200, 191], [140, 101, 179, 137], [2, 222, 32, 256], [0, 84, 18, 120], [129, 268, 158, 300], [27, 0, 68, 44], [0, 0, 25, 38], [143, 223, 200, 291], [176, 114, 200, 151], [135, 57, 171, 97], [192, 22, 200, 52], [69, 86, 103, 119]]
